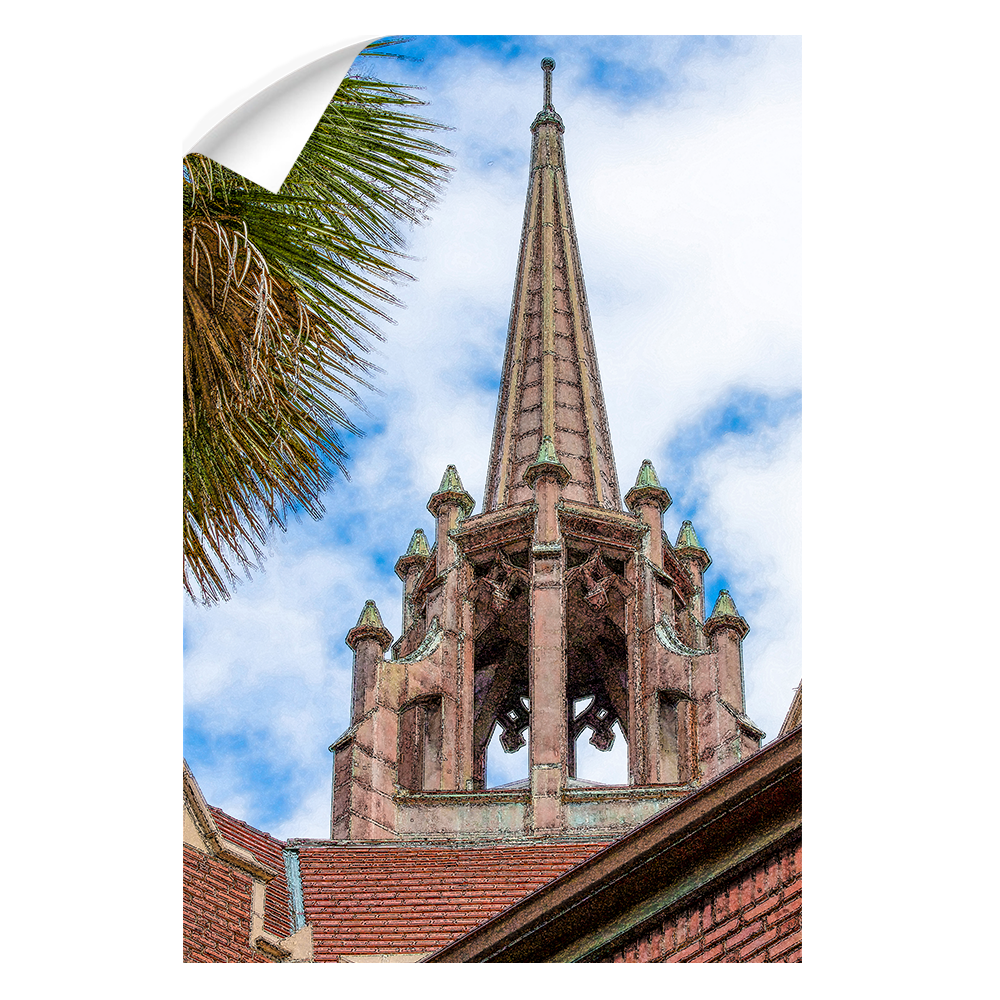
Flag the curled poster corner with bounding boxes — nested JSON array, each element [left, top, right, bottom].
[[186, 37, 377, 193]]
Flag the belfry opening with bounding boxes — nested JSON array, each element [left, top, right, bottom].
[[331, 60, 765, 842]]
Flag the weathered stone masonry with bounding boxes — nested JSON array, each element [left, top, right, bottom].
[[331, 57, 766, 844]]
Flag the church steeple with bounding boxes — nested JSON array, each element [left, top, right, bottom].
[[483, 58, 622, 512], [332, 61, 766, 844]]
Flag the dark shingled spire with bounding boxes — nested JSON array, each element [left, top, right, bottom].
[[483, 59, 622, 512]]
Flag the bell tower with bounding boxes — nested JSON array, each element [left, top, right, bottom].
[[330, 60, 764, 842]]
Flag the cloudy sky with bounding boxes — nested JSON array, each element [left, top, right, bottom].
[[183, 35, 802, 839]]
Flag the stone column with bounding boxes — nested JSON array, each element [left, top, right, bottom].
[[346, 600, 393, 726], [426, 465, 475, 792], [426, 465, 475, 626], [394, 528, 430, 638], [704, 590, 750, 713], [333, 601, 396, 840], [625, 459, 672, 786], [625, 459, 672, 569], [674, 520, 712, 648], [524, 437, 571, 836]]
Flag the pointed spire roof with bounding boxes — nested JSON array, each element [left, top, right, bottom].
[[624, 459, 672, 513], [705, 590, 749, 640], [345, 599, 393, 651], [674, 518, 711, 569], [634, 459, 662, 490], [404, 527, 431, 558], [483, 58, 622, 513], [710, 590, 741, 618], [436, 464, 466, 494], [427, 465, 475, 518], [523, 434, 571, 487], [394, 528, 431, 580], [675, 519, 702, 549]]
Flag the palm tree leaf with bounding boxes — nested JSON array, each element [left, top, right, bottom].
[[183, 47, 451, 603]]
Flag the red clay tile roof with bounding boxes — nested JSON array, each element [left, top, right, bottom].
[[210, 806, 291, 939], [296, 841, 610, 961], [183, 844, 274, 963]]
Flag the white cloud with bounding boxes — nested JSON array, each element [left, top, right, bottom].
[[682, 414, 803, 743]]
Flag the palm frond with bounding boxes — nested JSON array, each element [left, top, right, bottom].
[[183, 55, 452, 604]]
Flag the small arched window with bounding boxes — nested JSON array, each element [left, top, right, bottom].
[[397, 697, 443, 791], [658, 691, 694, 784]]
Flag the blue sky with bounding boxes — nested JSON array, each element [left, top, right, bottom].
[[183, 35, 802, 838]]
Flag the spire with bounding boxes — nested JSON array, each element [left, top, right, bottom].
[[404, 527, 430, 558], [705, 589, 749, 641], [345, 600, 393, 651], [483, 58, 622, 512], [675, 518, 711, 570], [427, 465, 475, 518], [675, 519, 702, 550], [710, 590, 741, 619], [624, 459, 672, 513], [523, 434, 571, 487], [394, 528, 430, 580]]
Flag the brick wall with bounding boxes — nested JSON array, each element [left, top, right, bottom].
[[182, 845, 274, 963], [210, 807, 291, 939], [604, 836, 801, 963]]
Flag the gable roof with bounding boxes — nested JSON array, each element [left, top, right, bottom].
[[183, 762, 311, 961], [210, 806, 291, 940], [293, 840, 610, 961]]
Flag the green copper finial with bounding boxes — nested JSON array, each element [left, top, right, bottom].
[[523, 434, 571, 488], [437, 464, 465, 494], [541, 58, 555, 110], [395, 528, 431, 580], [625, 459, 671, 513], [634, 459, 661, 490], [537, 434, 558, 464], [705, 589, 749, 640], [405, 528, 430, 558], [356, 600, 385, 630], [676, 520, 701, 548], [674, 519, 711, 569], [710, 590, 740, 618], [427, 464, 475, 518], [345, 599, 393, 650]]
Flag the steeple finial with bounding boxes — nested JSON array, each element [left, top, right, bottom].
[[541, 57, 555, 110], [705, 589, 749, 641], [625, 459, 672, 513], [427, 464, 475, 518], [345, 599, 393, 651]]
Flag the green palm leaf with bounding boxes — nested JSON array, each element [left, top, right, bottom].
[[183, 46, 451, 603]]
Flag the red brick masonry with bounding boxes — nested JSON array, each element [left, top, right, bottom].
[[606, 838, 802, 963], [211, 807, 291, 939], [182, 844, 274, 963]]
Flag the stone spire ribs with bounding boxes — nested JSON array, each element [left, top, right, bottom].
[[483, 59, 622, 513]]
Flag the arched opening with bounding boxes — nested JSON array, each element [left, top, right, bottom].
[[470, 549, 531, 790], [572, 694, 628, 784], [484, 711, 530, 788], [564, 549, 630, 785], [656, 691, 695, 784], [397, 696, 443, 791]]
